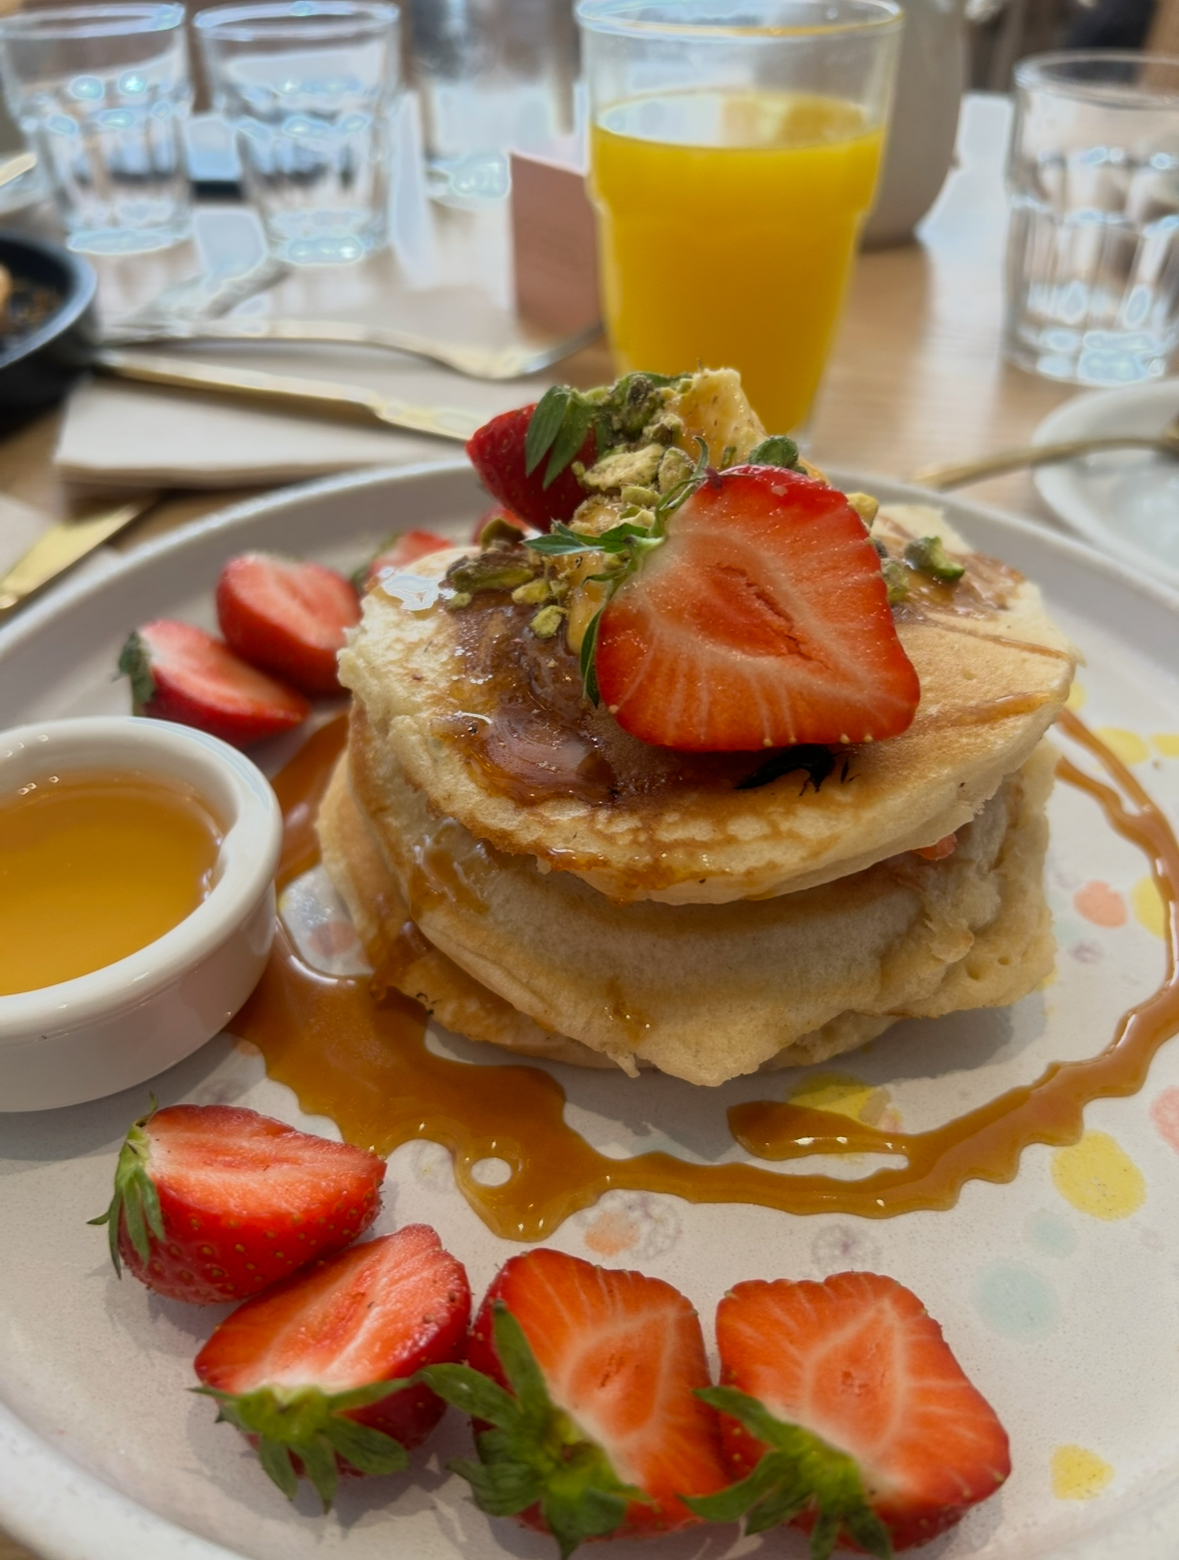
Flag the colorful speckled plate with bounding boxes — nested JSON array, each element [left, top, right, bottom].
[[3, 465, 1179, 1560]]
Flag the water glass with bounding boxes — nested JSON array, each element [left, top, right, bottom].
[[0, 5, 192, 255], [1005, 51, 1179, 387], [404, 0, 578, 205], [195, 0, 399, 266], [578, 0, 902, 437]]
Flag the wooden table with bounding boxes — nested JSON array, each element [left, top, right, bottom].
[[0, 93, 1082, 1560]]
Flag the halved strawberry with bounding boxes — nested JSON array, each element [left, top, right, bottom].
[[216, 553, 360, 696], [195, 1226, 471, 1509], [89, 1102, 385, 1304], [593, 467, 921, 752], [690, 1273, 1011, 1556], [363, 529, 453, 586], [118, 620, 309, 748], [466, 403, 593, 532], [420, 1249, 728, 1557]]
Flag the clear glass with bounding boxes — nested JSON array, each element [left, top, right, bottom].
[[0, 4, 192, 256], [577, 0, 903, 435], [1005, 51, 1179, 387], [403, 0, 579, 206], [195, 0, 399, 266]]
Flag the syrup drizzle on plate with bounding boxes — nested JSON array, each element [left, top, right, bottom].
[[231, 707, 1179, 1240]]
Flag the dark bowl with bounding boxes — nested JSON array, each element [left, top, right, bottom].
[[0, 231, 97, 429]]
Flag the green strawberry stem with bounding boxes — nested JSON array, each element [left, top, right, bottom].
[[87, 1097, 163, 1275], [419, 1302, 650, 1559], [116, 631, 158, 715], [193, 1380, 411, 1511], [686, 1386, 893, 1560]]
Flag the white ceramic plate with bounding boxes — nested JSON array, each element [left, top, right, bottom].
[[4, 464, 1179, 1560], [1032, 380, 1179, 591]]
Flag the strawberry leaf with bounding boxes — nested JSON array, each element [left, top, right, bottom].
[[545, 400, 595, 489], [419, 1302, 649, 1558], [116, 630, 157, 713], [688, 1386, 893, 1560], [525, 387, 574, 476], [193, 1381, 409, 1511], [747, 435, 803, 471], [87, 1097, 164, 1274]]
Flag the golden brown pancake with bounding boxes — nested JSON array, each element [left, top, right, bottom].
[[318, 718, 1057, 1086], [338, 506, 1075, 907]]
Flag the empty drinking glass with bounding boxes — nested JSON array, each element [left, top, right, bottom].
[[195, 0, 400, 265], [1005, 51, 1179, 386], [404, 0, 578, 204], [0, 4, 192, 255]]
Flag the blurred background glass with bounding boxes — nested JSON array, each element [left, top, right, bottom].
[[1005, 50, 1179, 385], [578, 0, 902, 435], [195, 0, 399, 265], [403, 0, 578, 205], [0, 3, 192, 254]]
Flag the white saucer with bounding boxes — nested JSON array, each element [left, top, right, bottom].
[[1032, 379, 1179, 590]]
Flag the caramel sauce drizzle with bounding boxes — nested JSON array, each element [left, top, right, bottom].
[[232, 706, 1179, 1239]]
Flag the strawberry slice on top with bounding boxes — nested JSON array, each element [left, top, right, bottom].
[[690, 1272, 1011, 1557], [195, 1225, 471, 1510], [89, 1102, 385, 1304], [419, 1248, 729, 1557], [593, 466, 920, 752]]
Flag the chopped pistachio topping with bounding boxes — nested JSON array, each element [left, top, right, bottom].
[[582, 442, 665, 494], [446, 590, 473, 610], [479, 514, 526, 548], [846, 491, 879, 527], [657, 444, 696, 493], [881, 557, 910, 605], [620, 484, 660, 509], [529, 603, 565, 639], [447, 554, 536, 596], [904, 534, 966, 582], [642, 410, 685, 446], [512, 577, 552, 605]]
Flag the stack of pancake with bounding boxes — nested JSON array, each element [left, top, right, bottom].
[[317, 498, 1076, 1087]]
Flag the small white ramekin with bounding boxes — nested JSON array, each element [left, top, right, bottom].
[[0, 717, 283, 1112]]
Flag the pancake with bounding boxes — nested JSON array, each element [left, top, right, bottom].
[[339, 505, 1075, 907], [318, 723, 1057, 1085]]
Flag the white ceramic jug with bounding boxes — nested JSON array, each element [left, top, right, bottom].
[[863, 0, 968, 246]]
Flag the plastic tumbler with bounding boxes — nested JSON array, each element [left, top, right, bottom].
[[1005, 52, 1179, 387], [0, 4, 192, 255], [195, 0, 400, 265], [577, 0, 902, 436]]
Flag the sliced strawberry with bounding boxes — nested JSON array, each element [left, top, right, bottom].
[[118, 620, 309, 748], [216, 553, 360, 696], [593, 467, 921, 752], [363, 529, 453, 586], [88, 1103, 385, 1304], [692, 1273, 1011, 1556], [466, 404, 593, 532], [420, 1249, 728, 1556], [195, 1226, 471, 1509]]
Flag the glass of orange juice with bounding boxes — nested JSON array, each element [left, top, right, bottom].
[[577, 0, 903, 435]]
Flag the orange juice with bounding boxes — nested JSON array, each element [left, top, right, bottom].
[[0, 769, 222, 995], [589, 91, 884, 433]]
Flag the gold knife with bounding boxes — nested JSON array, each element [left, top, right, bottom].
[[94, 349, 483, 443], [0, 494, 160, 614]]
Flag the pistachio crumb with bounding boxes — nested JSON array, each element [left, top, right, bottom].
[[529, 604, 566, 639], [846, 491, 879, 527], [512, 577, 552, 605]]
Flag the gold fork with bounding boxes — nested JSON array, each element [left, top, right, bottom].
[[910, 413, 1179, 490]]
